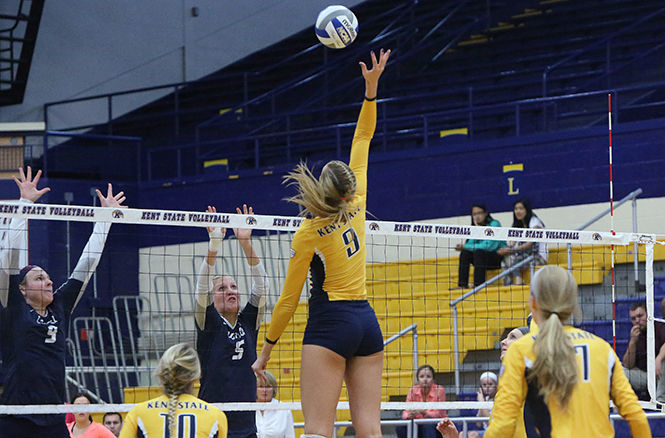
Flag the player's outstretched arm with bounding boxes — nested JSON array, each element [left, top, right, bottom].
[[233, 204, 269, 312], [350, 49, 390, 198], [194, 205, 226, 329], [0, 167, 50, 307], [69, 183, 126, 311]]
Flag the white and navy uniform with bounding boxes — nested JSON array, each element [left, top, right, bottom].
[[195, 260, 268, 438], [0, 199, 111, 436]]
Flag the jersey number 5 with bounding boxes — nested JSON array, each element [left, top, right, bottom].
[[342, 228, 360, 258], [232, 339, 245, 360]]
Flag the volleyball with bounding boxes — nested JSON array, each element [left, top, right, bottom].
[[315, 5, 358, 49]]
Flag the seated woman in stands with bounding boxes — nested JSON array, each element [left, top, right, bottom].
[[0, 167, 125, 438], [67, 393, 115, 438], [256, 370, 295, 438], [455, 204, 506, 288], [398, 364, 447, 438], [501, 199, 548, 285], [465, 372, 498, 438]]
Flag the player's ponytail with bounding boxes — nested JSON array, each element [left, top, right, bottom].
[[528, 265, 578, 408], [284, 160, 357, 224], [156, 343, 201, 437]]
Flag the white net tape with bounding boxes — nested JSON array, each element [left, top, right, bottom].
[[0, 203, 659, 417]]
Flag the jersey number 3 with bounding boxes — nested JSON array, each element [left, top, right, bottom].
[[342, 228, 360, 258], [45, 325, 58, 344]]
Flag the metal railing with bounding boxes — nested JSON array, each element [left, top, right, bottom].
[[384, 323, 419, 382], [143, 80, 665, 178], [542, 5, 665, 97], [566, 188, 643, 291], [68, 316, 125, 403], [448, 188, 644, 394], [449, 255, 535, 393]]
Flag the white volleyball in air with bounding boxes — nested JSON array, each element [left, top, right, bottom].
[[315, 5, 358, 49]]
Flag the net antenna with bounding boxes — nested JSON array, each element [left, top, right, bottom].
[[608, 94, 617, 351]]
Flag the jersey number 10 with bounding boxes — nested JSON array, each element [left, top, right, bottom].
[[159, 412, 196, 437]]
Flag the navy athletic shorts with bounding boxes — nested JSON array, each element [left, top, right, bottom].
[[303, 296, 384, 359], [0, 415, 69, 438]]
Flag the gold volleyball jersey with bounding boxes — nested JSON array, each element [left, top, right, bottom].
[[119, 394, 228, 438], [266, 100, 375, 343], [486, 326, 650, 438]]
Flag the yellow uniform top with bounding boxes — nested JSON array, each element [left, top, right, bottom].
[[512, 407, 527, 438], [486, 326, 651, 438], [266, 99, 376, 343], [119, 393, 228, 438]]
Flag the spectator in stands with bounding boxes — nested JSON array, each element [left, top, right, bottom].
[[501, 199, 547, 285], [102, 413, 122, 437], [622, 301, 665, 402], [465, 371, 498, 438], [485, 266, 650, 437], [0, 167, 125, 438], [67, 393, 115, 438], [195, 204, 268, 438], [255, 370, 295, 438], [398, 364, 447, 438], [119, 343, 227, 438], [455, 205, 506, 288], [459, 326, 527, 438]]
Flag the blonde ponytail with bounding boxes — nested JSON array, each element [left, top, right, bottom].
[[155, 343, 201, 437], [284, 160, 357, 224], [527, 266, 579, 408]]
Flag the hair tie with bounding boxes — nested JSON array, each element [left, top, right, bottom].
[[340, 197, 347, 201]]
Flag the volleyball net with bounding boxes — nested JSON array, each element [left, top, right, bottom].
[[0, 203, 660, 424]]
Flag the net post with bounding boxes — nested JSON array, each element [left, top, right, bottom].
[[645, 242, 656, 401], [452, 305, 460, 395], [632, 197, 640, 291], [566, 243, 573, 271], [412, 325, 419, 381]]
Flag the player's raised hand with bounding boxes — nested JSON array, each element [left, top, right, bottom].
[[436, 419, 459, 438], [13, 166, 50, 202], [233, 204, 254, 241], [359, 48, 391, 99], [96, 183, 126, 208], [206, 206, 226, 253]]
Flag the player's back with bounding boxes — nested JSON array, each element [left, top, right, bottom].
[[520, 327, 644, 437], [295, 198, 367, 301], [119, 393, 227, 438]]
